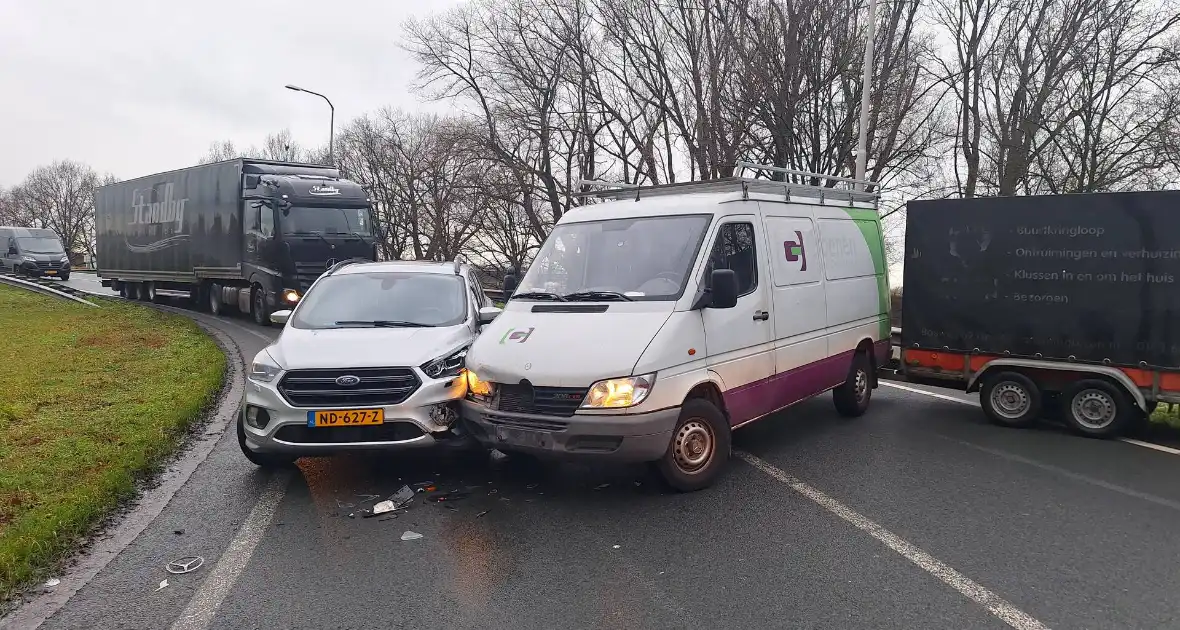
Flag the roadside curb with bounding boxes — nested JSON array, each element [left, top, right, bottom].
[[0, 275, 98, 307], [0, 312, 246, 630]]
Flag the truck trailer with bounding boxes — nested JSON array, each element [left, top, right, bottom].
[[95, 159, 377, 325], [900, 190, 1180, 438]]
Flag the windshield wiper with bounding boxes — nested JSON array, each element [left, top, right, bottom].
[[334, 320, 435, 328], [562, 290, 634, 302], [510, 291, 567, 302], [291, 231, 333, 247]]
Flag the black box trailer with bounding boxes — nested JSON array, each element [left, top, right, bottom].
[[900, 191, 1180, 437], [95, 159, 376, 325]]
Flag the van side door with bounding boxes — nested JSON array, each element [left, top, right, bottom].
[[701, 214, 776, 426], [760, 207, 835, 406]]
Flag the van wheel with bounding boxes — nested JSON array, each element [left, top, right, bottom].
[[833, 352, 872, 417], [654, 398, 730, 492], [1062, 379, 1133, 438], [252, 286, 271, 326], [980, 371, 1041, 428], [236, 415, 296, 468]]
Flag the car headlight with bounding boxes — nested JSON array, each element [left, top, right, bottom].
[[22, 255, 36, 262], [421, 347, 467, 379], [249, 352, 283, 383], [282, 289, 300, 303], [581, 374, 656, 409], [466, 370, 494, 399]]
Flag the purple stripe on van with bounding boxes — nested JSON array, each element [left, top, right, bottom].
[[722, 350, 855, 426]]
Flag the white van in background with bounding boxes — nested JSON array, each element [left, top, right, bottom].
[[461, 165, 891, 491]]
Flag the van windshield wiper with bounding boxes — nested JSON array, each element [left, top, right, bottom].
[[334, 320, 435, 328], [562, 290, 634, 302], [510, 291, 567, 302]]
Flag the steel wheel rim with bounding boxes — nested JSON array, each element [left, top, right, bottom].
[[1072, 389, 1116, 429], [991, 382, 1031, 419], [672, 419, 714, 474], [854, 369, 868, 403]]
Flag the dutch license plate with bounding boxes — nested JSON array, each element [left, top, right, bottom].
[[308, 409, 384, 427], [494, 426, 550, 449], [45, 270, 56, 275]]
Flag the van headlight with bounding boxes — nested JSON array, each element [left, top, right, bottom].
[[581, 374, 655, 409], [466, 370, 494, 399], [421, 347, 467, 379], [22, 255, 36, 262], [249, 352, 283, 383]]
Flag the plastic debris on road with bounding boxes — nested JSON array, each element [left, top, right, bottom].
[[391, 485, 415, 507], [44, 578, 60, 588], [166, 556, 205, 574], [155, 579, 168, 592], [428, 489, 470, 503], [476, 510, 490, 518], [367, 500, 397, 516], [401, 531, 424, 541], [594, 483, 611, 490]]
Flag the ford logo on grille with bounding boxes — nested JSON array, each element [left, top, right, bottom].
[[335, 375, 361, 387]]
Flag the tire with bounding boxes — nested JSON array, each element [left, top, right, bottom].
[[833, 351, 873, 417], [209, 283, 222, 316], [127, 283, 141, 301], [59, 272, 70, 281], [653, 398, 731, 492], [252, 286, 271, 327], [118, 283, 131, 299], [980, 371, 1041, 428], [1062, 379, 1134, 438], [143, 282, 157, 303], [237, 414, 297, 468]]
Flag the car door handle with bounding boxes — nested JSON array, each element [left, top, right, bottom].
[[753, 310, 769, 321]]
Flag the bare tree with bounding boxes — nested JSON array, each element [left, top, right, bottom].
[[8, 160, 115, 258]]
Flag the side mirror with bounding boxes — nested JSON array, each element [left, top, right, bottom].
[[708, 269, 739, 309], [502, 274, 518, 295], [269, 309, 292, 325], [478, 305, 503, 325]]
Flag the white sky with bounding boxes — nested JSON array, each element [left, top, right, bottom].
[[0, 0, 463, 186]]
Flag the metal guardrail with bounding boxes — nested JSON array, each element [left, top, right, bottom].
[[0, 274, 99, 307]]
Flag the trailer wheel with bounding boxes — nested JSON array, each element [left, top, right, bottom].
[[980, 371, 1041, 428], [1062, 379, 1133, 438], [208, 283, 222, 316], [118, 283, 130, 299], [143, 282, 157, 303], [252, 285, 271, 327]]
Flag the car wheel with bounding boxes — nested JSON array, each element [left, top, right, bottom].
[[1062, 379, 1133, 438], [236, 415, 297, 467], [252, 286, 271, 327], [654, 398, 731, 492], [980, 371, 1041, 428], [833, 351, 873, 417]]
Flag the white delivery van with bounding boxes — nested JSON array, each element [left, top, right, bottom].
[[461, 165, 891, 491]]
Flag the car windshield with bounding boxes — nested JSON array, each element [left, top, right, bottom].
[[515, 214, 712, 301], [280, 206, 371, 236], [291, 272, 467, 329], [17, 237, 65, 254]]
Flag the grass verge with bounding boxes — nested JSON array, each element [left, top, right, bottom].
[[1151, 403, 1180, 430], [0, 285, 224, 601]]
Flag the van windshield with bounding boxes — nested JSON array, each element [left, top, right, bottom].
[[17, 237, 65, 254], [515, 214, 711, 301]]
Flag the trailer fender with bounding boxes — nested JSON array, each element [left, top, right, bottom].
[[966, 359, 1148, 413]]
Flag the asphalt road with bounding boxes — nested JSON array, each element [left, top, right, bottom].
[[6, 273, 1180, 629]]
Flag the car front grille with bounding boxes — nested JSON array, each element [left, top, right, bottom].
[[274, 422, 425, 444], [278, 367, 421, 408], [293, 261, 329, 292], [35, 261, 63, 270], [496, 384, 587, 417]]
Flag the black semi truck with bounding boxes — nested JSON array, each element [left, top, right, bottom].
[[95, 159, 377, 325]]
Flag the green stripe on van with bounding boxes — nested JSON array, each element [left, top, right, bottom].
[[843, 207, 891, 340]]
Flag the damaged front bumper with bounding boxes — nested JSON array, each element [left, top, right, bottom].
[[241, 372, 476, 455]]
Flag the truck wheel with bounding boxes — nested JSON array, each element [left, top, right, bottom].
[[208, 284, 222, 316], [653, 398, 731, 492], [833, 351, 872, 417], [1062, 379, 1133, 438], [252, 286, 271, 327], [236, 415, 296, 468], [980, 371, 1041, 428], [118, 283, 130, 299], [143, 282, 157, 303]]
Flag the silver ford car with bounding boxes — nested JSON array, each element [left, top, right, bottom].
[[237, 258, 503, 467]]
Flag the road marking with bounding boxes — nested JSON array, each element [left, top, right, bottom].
[[169, 472, 290, 630], [882, 381, 1180, 457], [736, 451, 1049, 630]]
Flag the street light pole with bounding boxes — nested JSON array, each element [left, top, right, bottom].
[[854, 0, 879, 192], [284, 84, 334, 164]]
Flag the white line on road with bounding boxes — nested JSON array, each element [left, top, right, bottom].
[[881, 381, 1180, 457], [736, 451, 1050, 630], [169, 472, 291, 630]]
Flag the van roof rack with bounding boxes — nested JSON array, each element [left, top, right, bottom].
[[575, 162, 879, 206], [452, 255, 467, 276]]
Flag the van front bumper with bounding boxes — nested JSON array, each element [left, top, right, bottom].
[[460, 399, 679, 463]]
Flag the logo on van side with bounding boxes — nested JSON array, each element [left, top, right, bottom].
[[784, 231, 807, 271], [499, 327, 535, 344]]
